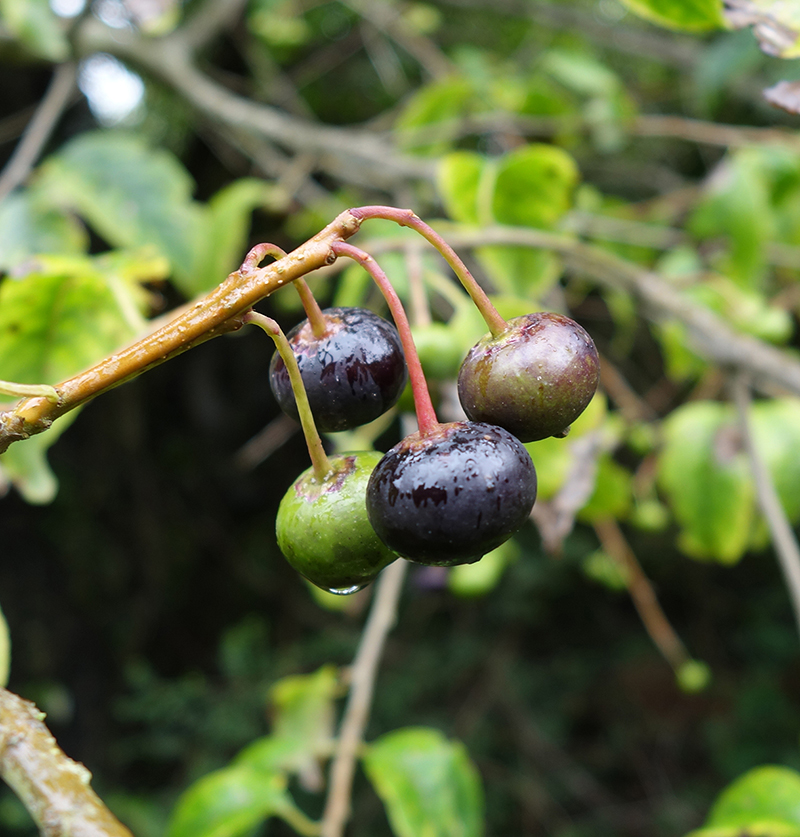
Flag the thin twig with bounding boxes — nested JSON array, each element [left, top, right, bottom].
[[594, 518, 689, 672], [732, 374, 800, 639], [0, 63, 78, 204], [321, 559, 408, 837], [0, 688, 133, 837]]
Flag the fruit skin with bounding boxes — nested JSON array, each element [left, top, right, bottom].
[[269, 307, 407, 433], [457, 312, 600, 443], [276, 451, 397, 592], [366, 421, 537, 566]]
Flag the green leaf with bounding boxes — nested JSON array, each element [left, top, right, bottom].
[[395, 77, 475, 154], [166, 765, 312, 837], [751, 399, 800, 522], [448, 540, 519, 597], [0, 0, 68, 59], [618, 0, 726, 31], [362, 726, 484, 837], [36, 132, 204, 290], [437, 152, 483, 225], [704, 765, 800, 829], [474, 246, 561, 300], [183, 178, 277, 296], [0, 411, 79, 504], [491, 144, 578, 229], [0, 254, 141, 385], [0, 192, 87, 272], [657, 401, 754, 563]]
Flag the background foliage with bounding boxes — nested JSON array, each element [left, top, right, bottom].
[[2, 0, 800, 835]]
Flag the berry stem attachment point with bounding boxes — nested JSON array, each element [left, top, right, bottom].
[[331, 241, 439, 436], [349, 205, 508, 338], [293, 279, 329, 339], [243, 311, 332, 481]]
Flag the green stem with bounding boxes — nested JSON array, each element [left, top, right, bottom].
[[243, 311, 332, 480], [331, 242, 438, 435], [349, 205, 508, 337], [0, 381, 59, 404]]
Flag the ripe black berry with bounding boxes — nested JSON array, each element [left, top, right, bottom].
[[269, 307, 407, 433], [366, 421, 537, 566], [276, 452, 397, 593], [457, 312, 600, 443]]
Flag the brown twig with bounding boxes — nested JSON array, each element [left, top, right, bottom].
[[321, 559, 408, 837], [0, 688, 133, 837], [0, 209, 363, 454], [732, 374, 800, 639], [594, 518, 689, 672]]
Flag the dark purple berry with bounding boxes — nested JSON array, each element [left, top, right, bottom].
[[366, 421, 537, 566], [269, 307, 407, 433], [457, 312, 600, 443]]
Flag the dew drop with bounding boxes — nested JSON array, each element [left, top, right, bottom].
[[326, 583, 369, 596]]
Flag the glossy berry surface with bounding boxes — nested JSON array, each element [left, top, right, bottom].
[[457, 312, 600, 443], [366, 421, 537, 566], [276, 452, 397, 593], [269, 306, 407, 433]]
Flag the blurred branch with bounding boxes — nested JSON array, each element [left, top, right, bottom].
[[321, 559, 408, 837], [180, 0, 249, 51], [0, 62, 77, 204], [75, 18, 433, 191], [0, 688, 133, 837], [365, 223, 800, 398], [732, 374, 800, 639], [594, 518, 690, 672]]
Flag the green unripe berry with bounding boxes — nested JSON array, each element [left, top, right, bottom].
[[276, 451, 397, 593]]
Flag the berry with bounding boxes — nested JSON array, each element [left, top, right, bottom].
[[366, 421, 537, 566], [457, 312, 599, 443], [276, 451, 397, 593], [269, 307, 407, 433]]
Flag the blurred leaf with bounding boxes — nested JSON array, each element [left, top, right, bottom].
[[657, 401, 754, 563], [0, 411, 79, 503], [578, 456, 633, 523], [165, 765, 312, 837], [475, 246, 561, 300], [0, 192, 87, 272], [582, 549, 629, 591], [491, 144, 578, 229], [0, 254, 142, 385], [36, 132, 204, 291], [0, 0, 68, 59], [751, 398, 800, 522], [395, 76, 474, 155], [183, 178, 277, 296], [448, 540, 518, 597], [363, 727, 484, 837], [724, 1, 800, 58], [437, 152, 483, 225], [686, 765, 800, 836], [619, 0, 726, 31]]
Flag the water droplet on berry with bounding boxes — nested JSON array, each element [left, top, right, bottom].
[[326, 583, 369, 596]]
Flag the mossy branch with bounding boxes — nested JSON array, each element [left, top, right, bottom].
[[0, 688, 133, 837]]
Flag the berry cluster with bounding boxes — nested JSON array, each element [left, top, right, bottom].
[[247, 209, 600, 593]]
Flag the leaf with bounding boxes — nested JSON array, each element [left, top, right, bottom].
[[0, 0, 68, 59], [0, 254, 141, 385], [35, 131, 204, 290], [165, 765, 309, 837], [657, 401, 754, 563], [0, 191, 87, 272], [491, 144, 578, 229], [618, 0, 726, 32], [182, 178, 277, 297], [395, 77, 475, 154], [362, 726, 484, 837], [698, 765, 800, 831], [437, 152, 483, 225], [724, 0, 800, 58], [750, 399, 800, 522]]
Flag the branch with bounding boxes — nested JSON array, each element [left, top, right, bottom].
[[0, 62, 78, 204], [0, 688, 132, 837], [74, 19, 433, 191], [732, 374, 800, 639], [321, 559, 408, 837], [0, 209, 363, 454]]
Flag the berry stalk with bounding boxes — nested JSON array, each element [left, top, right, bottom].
[[331, 241, 439, 435], [349, 205, 508, 338], [243, 311, 332, 480]]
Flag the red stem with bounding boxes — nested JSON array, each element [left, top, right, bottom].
[[331, 241, 439, 435], [349, 205, 508, 337]]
